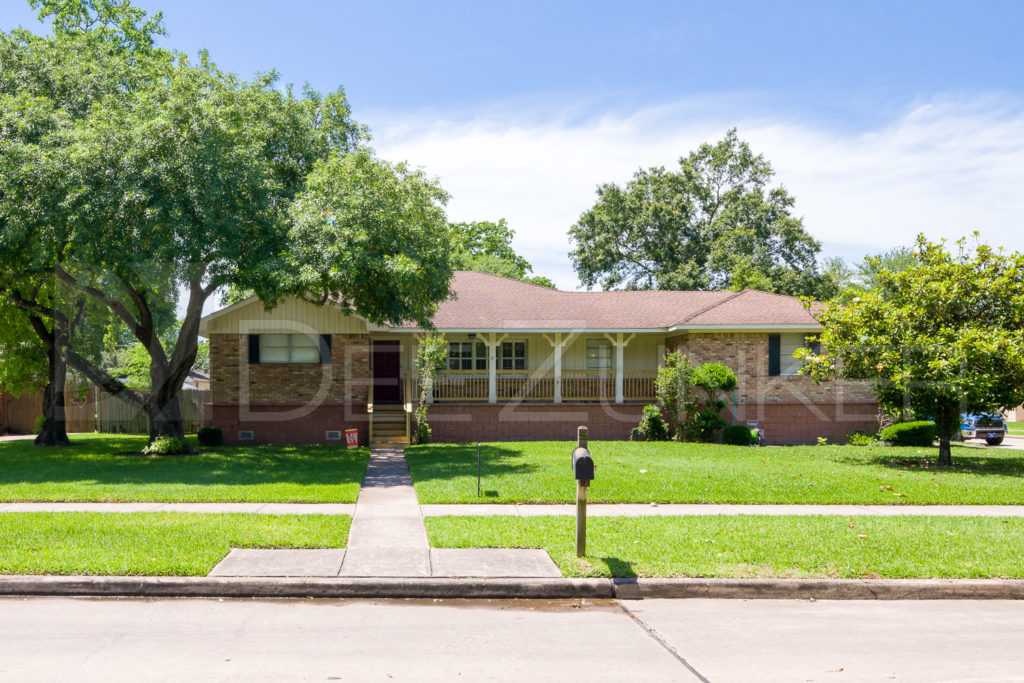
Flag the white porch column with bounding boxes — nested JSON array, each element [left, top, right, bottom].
[[488, 341, 497, 403], [482, 333, 508, 404], [605, 333, 636, 404], [544, 333, 566, 404]]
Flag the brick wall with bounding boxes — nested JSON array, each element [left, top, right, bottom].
[[667, 332, 877, 404], [425, 400, 877, 445], [209, 333, 371, 445], [428, 402, 645, 442]]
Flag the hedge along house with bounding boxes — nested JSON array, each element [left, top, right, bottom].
[[198, 271, 879, 446]]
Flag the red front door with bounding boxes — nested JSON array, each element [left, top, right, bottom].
[[372, 341, 401, 403]]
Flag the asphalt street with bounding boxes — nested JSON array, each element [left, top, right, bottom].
[[2, 597, 1023, 682]]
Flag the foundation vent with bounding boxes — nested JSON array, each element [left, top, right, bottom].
[[238, 430, 254, 441], [325, 430, 342, 440]]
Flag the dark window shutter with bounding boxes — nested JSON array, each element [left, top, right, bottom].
[[768, 334, 781, 377], [248, 334, 260, 364], [320, 334, 332, 364]]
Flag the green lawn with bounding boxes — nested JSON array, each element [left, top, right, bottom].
[[1009, 421, 1024, 436], [426, 515, 1024, 578], [0, 434, 369, 502], [0, 511, 350, 575], [406, 441, 1024, 505]]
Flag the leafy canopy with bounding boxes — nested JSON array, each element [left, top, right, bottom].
[[449, 219, 556, 288], [569, 129, 828, 297], [801, 235, 1024, 466]]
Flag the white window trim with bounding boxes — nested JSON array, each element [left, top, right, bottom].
[[585, 338, 613, 371], [499, 338, 528, 371]]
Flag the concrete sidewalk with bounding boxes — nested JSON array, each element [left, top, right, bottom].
[[4, 501, 1024, 517], [209, 448, 561, 579]]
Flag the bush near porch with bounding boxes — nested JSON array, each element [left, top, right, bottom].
[[405, 441, 1024, 505], [0, 434, 369, 503]]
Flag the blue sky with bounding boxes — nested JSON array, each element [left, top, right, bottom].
[[5, 0, 1024, 289]]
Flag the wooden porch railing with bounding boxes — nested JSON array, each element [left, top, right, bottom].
[[411, 369, 658, 403]]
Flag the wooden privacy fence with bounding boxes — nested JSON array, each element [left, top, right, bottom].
[[2, 386, 209, 435]]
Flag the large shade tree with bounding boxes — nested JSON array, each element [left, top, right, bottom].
[[569, 129, 828, 296], [800, 235, 1024, 466], [449, 219, 555, 288], [1, 0, 454, 449]]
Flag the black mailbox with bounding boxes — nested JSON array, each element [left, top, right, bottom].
[[571, 446, 595, 482]]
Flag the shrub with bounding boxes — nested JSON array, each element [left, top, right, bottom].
[[846, 432, 877, 446], [197, 426, 224, 447], [722, 424, 755, 446], [33, 415, 46, 435], [415, 419, 432, 445], [637, 404, 669, 441], [142, 436, 187, 456], [879, 421, 937, 447]]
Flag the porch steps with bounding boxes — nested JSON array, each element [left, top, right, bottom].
[[371, 403, 409, 446]]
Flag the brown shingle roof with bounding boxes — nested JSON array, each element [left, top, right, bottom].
[[409, 271, 819, 330]]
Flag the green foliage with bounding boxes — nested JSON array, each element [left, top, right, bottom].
[[196, 426, 223, 447], [569, 129, 829, 297], [142, 436, 186, 456], [822, 247, 920, 303], [655, 351, 694, 435], [288, 150, 454, 328], [413, 333, 449, 445], [722, 424, 755, 446], [879, 421, 937, 448], [449, 219, 555, 288], [802, 235, 1024, 465], [846, 432, 877, 446], [33, 415, 46, 435], [637, 404, 669, 441], [686, 363, 737, 442], [691, 362, 738, 395]]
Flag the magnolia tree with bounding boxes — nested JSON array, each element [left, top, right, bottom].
[[800, 235, 1024, 466]]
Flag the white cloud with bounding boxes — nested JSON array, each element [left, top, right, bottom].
[[370, 94, 1024, 290]]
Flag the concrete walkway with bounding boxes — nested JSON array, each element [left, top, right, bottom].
[[339, 448, 431, 577], [5, 501, 1024, 517], [209, 448, 561, 579]]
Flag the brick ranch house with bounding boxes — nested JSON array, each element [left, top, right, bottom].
[[198, 271, 878, 446]]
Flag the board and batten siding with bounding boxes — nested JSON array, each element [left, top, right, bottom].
[[201, 297, 368, 336]]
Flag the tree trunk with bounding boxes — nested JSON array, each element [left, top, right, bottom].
[[936, 404, 956, 468], [34, 318, 70, 448], [147, 392, 193, 453], [35, 382, 70, 447]]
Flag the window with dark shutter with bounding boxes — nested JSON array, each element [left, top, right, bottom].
[[768, 334, 781, 377], [320, 335, 332, 364], [248, 334, 260, 364]]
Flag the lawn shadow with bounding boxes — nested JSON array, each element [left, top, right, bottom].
[[597, 556, 637, 578], [403, 443, 539, 484], [846, 447, 1024, 479], [0, 436, 371, 489]]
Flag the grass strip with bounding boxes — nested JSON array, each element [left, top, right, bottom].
[[407, 441, 1024, 505], [0, 434, 369, 503], [0, 512, 350, 576], [426, 515, 1024, 579]]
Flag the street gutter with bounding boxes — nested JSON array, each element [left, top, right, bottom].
[[3, 576, 1024, 600]]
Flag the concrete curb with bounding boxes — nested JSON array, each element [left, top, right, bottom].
[[3, 576, 1024, 600]]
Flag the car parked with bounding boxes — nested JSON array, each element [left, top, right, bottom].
[[960, 414, 1006, 446]]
